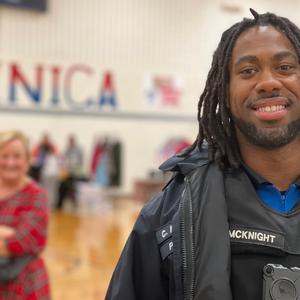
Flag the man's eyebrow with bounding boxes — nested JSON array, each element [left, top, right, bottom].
[[234, 55, 257, 66], [233, 51, 299, 67], [273, 50, 298, 61]]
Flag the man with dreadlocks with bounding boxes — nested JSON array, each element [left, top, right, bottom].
[[106, 9, 300, 300]]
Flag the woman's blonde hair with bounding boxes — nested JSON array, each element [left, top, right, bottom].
[[0, 130, 30, 158]]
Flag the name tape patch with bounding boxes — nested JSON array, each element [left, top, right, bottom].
[[160, 240, 174, 260], [156, 224, 173, 245], [229, 227, 285, 249], [156, 224, 173, 260]]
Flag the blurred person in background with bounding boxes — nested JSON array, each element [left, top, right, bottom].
[[30, 133, 59, 209], [56, 134, 83, 210], [0, 130, 50, 299], [30, 133, 58, 182]]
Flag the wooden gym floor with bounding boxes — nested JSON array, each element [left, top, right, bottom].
[[43, 198, 143, 300]]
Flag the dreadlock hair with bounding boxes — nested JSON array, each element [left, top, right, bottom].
[[184, 9, 300, 169]]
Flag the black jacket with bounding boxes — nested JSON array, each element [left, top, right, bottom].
[[105, 149, 300, 300], [105, 148, 230, 300]]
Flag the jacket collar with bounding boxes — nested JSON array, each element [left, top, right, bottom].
[[159, 146, 209, 175]]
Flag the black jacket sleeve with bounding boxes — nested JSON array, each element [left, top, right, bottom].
[[105, 193, 171, 300], [105, 173, 185, 300]]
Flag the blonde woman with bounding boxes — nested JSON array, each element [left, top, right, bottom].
[[0, 130, 50, 299]]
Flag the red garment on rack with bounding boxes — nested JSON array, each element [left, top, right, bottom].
[[90, 143, 105, 176]]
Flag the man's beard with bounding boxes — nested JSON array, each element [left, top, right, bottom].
[[233, 117, 300, 149]]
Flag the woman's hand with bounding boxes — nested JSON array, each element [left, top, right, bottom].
[[0, 226, 15, 257], [0, 225, 15, 238]]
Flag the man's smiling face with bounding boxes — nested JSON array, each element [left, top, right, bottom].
[[229, 25, 300, 148]]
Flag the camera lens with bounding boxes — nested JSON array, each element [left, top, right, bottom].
[[271, 279, 297, 300]]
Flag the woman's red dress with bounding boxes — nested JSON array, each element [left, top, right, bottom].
[[0, 181, 50, 299]]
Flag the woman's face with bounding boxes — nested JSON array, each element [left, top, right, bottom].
[[0, 139, 29, 184]]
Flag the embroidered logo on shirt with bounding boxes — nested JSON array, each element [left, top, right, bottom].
[[229, 227, 284, 249]]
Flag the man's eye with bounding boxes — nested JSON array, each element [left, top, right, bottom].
[[279, 64, 294, 71], [239, 68, 256, 76]]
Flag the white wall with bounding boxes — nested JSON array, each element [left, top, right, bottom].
[[0, 0, 299, 192]]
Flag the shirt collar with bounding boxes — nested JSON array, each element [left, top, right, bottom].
[[241, 162, 300, 187], [294, 176, 300, 186]]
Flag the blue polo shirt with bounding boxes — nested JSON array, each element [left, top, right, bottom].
[[243, 164, 300, 213]]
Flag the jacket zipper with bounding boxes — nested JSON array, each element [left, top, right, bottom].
[[181, 177, 195, 300]]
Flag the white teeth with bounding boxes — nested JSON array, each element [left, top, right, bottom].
[[258, 105, 285, 112]]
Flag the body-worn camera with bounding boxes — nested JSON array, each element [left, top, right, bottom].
[[263, 264, 300, 300]]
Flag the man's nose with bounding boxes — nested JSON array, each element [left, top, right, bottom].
[[254, 70, 282, 94]]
